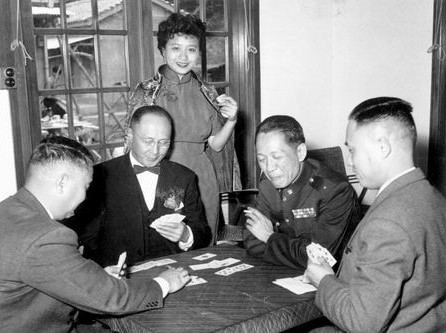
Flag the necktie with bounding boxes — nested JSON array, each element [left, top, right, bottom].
[[133, 164, 160, 175]]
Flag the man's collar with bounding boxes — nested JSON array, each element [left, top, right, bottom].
[[377, 166, 416, 196]]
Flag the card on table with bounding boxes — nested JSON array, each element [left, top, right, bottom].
[[192, 253, 217, 261], [189, 257, 240, 271], [185, 275, 207, 287], [215, 263, 253, 276], [129, 258, 177, 273], [306, 242, 337, 267]]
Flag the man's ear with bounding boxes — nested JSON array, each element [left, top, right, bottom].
[[377, 136, 391, 159], [297, 143, 307, 162], [56, 173, 69, 194]]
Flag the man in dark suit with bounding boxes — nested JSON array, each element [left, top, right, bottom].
[[0, 136, 190, 333], [306, 97, 446, 332], [71, 105, 211, 267], [243, 115, 361, 268]]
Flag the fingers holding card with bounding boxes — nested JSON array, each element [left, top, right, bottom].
[[306, 242, 337, 267]]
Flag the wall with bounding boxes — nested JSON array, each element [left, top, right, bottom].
[[260, 0, 433, 174], [0, 90, 17, 200]]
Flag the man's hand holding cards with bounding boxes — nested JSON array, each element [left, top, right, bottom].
[[306, 242, 337, 267], [150, 213, 188, 243]]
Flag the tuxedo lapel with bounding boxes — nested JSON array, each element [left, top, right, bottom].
[[111, 154, 145, 221]]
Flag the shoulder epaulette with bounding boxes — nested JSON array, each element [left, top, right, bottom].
[[309, 176, 327, 191]]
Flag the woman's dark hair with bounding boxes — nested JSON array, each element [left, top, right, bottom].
[[157, 13, 206, 54]]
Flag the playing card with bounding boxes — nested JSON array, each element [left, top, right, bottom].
[[185, 275, 207, 286], [189, 258, 240, 271], [129, 258, 177, 273], [192, 253, 217, 261], [106, 251, 127, 279], [306, 242, 337, 267], [215, 263, 253, 276], [150, 213, 185, 229]]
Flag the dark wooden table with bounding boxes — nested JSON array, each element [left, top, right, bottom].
[[99, 244, 322, 333]]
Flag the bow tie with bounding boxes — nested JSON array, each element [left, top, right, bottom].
[[133, 164, 160, 175]]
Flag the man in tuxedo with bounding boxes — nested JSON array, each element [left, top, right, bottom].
[[0, 136, 190, 333], [243, 115, 361, 268], [305, 97, 446, 332], [71, 105, 211, 267]]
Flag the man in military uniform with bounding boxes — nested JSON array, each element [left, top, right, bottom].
[[243, 115, 361, 268]]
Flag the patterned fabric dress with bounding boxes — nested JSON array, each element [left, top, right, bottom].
[[128, 65, 231, 243]]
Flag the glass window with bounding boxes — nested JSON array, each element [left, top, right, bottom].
[[66, 0, 93, 29], [100, 35, 128, 87], [206, 36, 226, 82], [99, 0, 126, 30], [206, 0, 225, 31]]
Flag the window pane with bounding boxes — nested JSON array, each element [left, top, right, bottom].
[[179, 0, 200, 16], [206, 36, 226, 82], [206, 0, 225, 31], [100, 35, 128, 87], [99, 0, 126, 30], [40, 94, 69, 139], [69, 36, 97, 88], [89, 148, 105, 163], [35, 35, 66, 90], [151, 2, 172, 32], [153, 35, 164, 70], [215, 86, 226, 95], [66, 0, 93, 29], [71, 93, 99, 146], [103, 92, 127, 144], [32, 5, 61, 28]]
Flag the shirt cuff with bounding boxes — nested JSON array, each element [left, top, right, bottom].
[[179, 225, 194, 251], [153, 277, 169, 298]]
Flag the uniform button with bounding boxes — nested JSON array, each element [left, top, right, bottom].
[[285, 218, 290, 223], [282, 197, 287, 201], [287, 189, 293, 195]]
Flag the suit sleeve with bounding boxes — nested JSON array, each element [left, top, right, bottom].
[[246, 181, 359, 268], [20, 226, 163, 315], [182, 173, 212, 249], [315, 219, 413, 333]]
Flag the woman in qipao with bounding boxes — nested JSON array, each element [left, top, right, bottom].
[[127, 13, 240, 244]]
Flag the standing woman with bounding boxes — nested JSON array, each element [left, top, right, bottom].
[[126, 13, 240, 244]]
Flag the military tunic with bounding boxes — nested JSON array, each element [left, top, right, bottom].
[[244, 158, 361, 268]]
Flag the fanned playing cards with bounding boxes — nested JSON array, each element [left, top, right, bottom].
[[306, 242, 337, 267], [150, 213, 185, 229]]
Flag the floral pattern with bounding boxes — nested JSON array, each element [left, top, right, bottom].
[[159, 186, 185, 211]]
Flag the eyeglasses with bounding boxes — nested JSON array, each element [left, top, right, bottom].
[[132, 131, 171, 149]]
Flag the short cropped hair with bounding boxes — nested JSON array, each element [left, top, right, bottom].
[[29, 136, 94, 171], [129, 105, 173, 131], [157, 13, 206, 54], [349, 97, 417, 146], [255, 115, 306, 146]]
